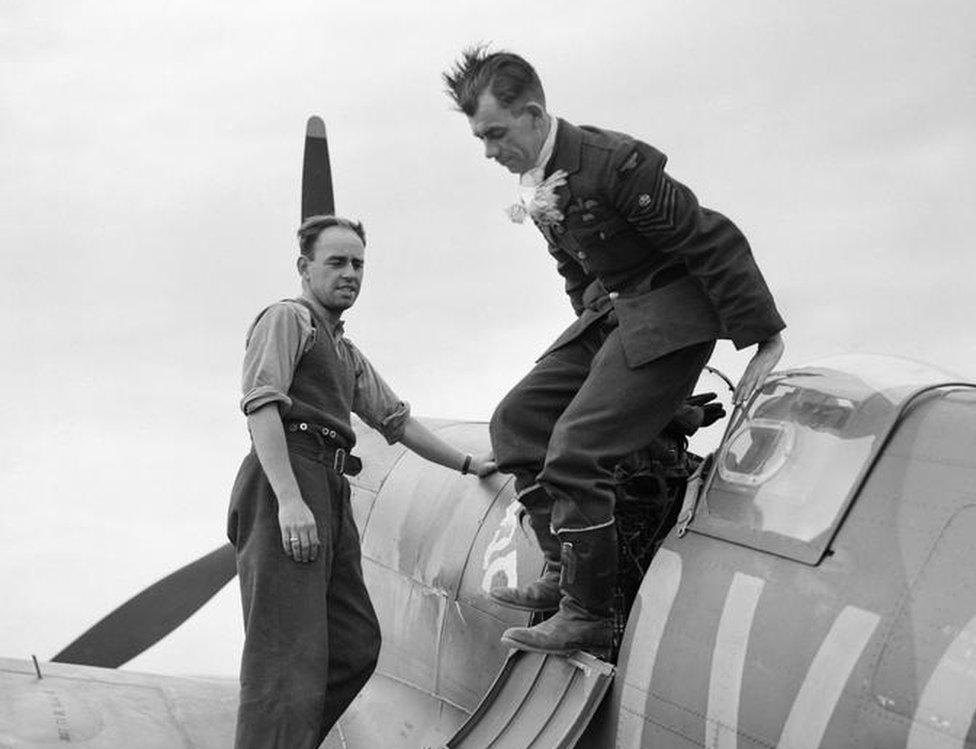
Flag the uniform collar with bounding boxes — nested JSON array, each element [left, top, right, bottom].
[[518, 114, 559, 189], [544, 118, 583, 179]]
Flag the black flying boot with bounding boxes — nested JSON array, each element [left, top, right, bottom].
[[490, 507, 562, 612], [500, 522, 616, 658]]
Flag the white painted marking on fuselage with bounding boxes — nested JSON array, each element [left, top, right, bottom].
[[906, 611, 976, 749], [615, 548, 683, 749], [777, 605, 880, 749], [706, 572, 765, 749], [480, 498, 519, 594]]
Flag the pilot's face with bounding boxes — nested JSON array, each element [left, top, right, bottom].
[[468, 91, 547, 175], [299, 226, 365, 314]]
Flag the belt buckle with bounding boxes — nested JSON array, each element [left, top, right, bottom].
[[333, 448, 347, 475]]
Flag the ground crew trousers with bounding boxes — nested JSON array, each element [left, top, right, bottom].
[[491, 318, 714, 531], [226, 447, 380, 749]]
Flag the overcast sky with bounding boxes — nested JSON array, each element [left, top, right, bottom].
[[2, 0, 973, 677]]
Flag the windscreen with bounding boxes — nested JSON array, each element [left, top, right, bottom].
[[690, 355, 959, 563]]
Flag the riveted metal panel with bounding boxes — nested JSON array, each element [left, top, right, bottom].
[[327, 670, 468, 749], [0, 657, 237, 748], [363, 561, 445, 694], [440, 484, 539, 710], [865, 392, 976, 748], [360, 422, 505, 593]]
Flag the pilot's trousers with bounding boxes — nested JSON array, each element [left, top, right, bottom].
[[227, 448, 380, 749], [491, 316, 714, 531]]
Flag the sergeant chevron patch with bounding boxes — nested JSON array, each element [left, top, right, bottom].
[[632, 174, 678, 233]]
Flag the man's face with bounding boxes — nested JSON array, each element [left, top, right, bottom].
[[468, 90, 547, 175], [300, 226, 365, 314]]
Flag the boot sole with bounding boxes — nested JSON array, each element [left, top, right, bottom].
[[489, 596, 560, 613], [500, 634, 580, 656]]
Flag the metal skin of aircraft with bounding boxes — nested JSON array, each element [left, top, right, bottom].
[[4, 121, 976, 749], [582, 356, 976, 749], [7, 359, 976, 749]]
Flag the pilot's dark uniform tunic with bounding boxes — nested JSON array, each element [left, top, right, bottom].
[[227, 298, 408, 749], [491, 119, 785, 530]]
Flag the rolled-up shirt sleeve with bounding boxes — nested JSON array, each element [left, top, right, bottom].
[[346, 340, 411, 444], [240, 302, 314, 415]]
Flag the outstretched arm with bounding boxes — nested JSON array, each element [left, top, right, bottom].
[[733, 332, 785, 406], [345, 342, 496, 477], [399, 416, 497, 477]]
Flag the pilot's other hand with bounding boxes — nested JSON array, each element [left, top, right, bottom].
[[686, 392, 726, 428], [469, 452, 498, 478], [278, 497, 320, 563], [733, 333, 785, 406], [668, 404, 704, 436], [668, 393, 726, 436]]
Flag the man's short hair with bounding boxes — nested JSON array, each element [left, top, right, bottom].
[[442, 45, 546, 116], [297, 215, 366, 258]]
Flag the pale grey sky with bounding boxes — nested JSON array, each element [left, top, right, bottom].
[[1, 0, 973, 677]]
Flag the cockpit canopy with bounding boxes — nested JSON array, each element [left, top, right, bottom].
[[691, 355, 970, 564]]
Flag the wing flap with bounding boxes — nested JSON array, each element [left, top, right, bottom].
[[442, 650, 614, 749]]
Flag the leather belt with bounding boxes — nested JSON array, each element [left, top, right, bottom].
[[283, 421, 362, 476], [285, 420, 348, 445]]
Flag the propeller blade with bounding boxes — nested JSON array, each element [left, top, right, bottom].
[[51, 543, 237, 668], [301, 115, 335, 219]]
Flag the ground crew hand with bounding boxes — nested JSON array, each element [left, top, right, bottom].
[[733, 333, 785, 406], [470, 452, 498, 478], [278, 497, 320, 563]]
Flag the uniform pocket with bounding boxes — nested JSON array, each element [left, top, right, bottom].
[[612, 276, 721, 368]]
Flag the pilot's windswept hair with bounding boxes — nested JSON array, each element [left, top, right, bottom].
[[443, 45, 546, 116], [297, 215, 366, 258]]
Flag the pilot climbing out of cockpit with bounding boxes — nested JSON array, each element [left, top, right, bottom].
[[225, 215, 496, 749], [443, 48, 786, 657]]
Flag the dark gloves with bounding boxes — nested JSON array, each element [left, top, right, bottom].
[[666, 392, 726, 437]]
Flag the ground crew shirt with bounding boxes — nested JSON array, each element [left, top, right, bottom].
[[239, 299, 409, 446]]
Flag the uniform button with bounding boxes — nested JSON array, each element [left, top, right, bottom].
[[599, 231, 606, 240], [609, 291, 619, 300], [299, 423, 308, 431], [577, 251, 587, 260]]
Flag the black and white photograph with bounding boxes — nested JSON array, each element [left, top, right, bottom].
[[2, 1, 974, 746]]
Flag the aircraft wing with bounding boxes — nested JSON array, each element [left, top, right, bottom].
[[0, 656, 237, 748]]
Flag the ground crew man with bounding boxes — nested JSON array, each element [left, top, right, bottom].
[[226, 215, 495, 748]]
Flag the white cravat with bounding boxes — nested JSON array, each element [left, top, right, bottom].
[[517, 116, 558, 206]]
